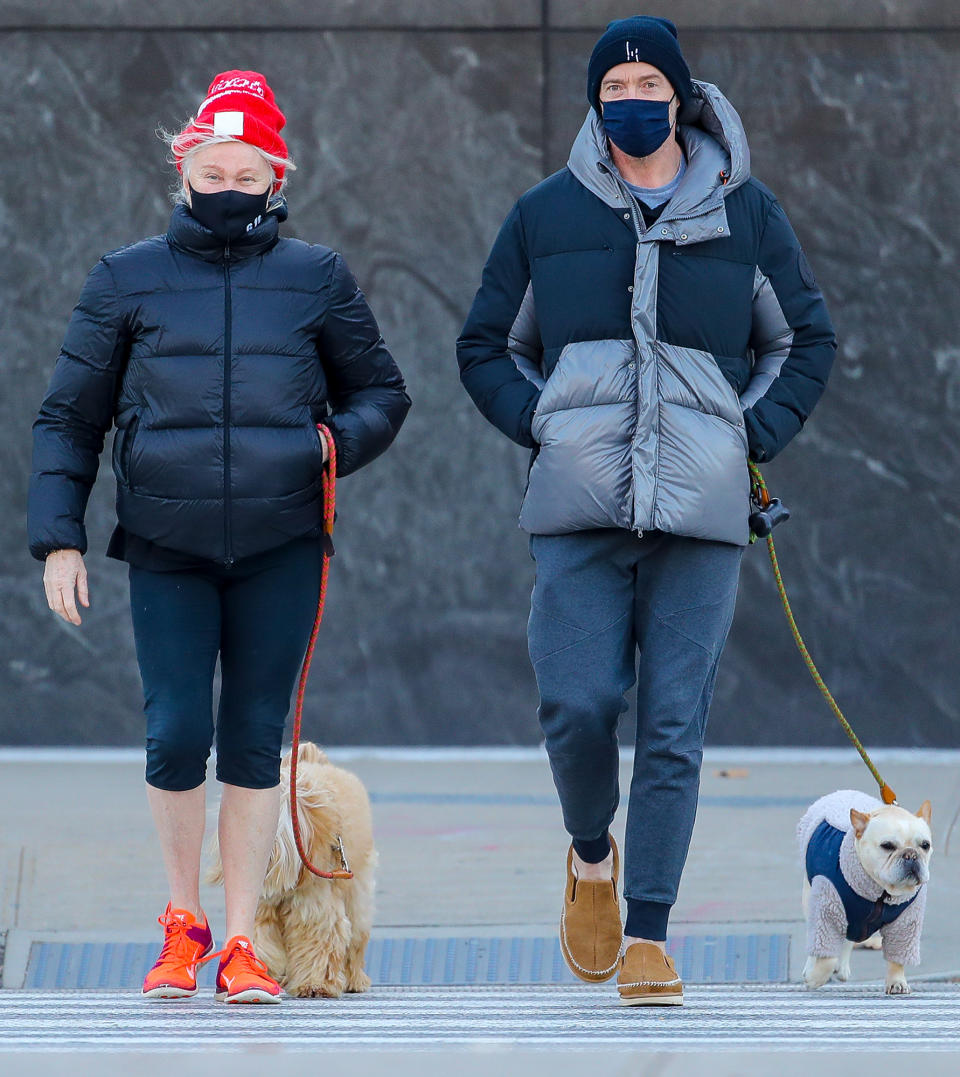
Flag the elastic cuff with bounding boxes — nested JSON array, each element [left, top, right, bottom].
[[322, 420, 345, 476], [215, 772, 281, 790], [572, 831, 611, 864], [624, 899, 672, 941], [144, 776, 206, 793]]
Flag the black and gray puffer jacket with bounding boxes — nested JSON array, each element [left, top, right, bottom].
[[458, 81, 837, 546], [29, 203, 410, 564]]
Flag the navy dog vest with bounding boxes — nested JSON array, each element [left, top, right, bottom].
[[805, 820, 919, 943]]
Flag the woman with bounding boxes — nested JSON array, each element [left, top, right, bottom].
[[27, 71, 410, 1004]]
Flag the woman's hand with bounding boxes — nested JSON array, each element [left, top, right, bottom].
[[43, 549, 89, 625], [317, 425, 329, 464]]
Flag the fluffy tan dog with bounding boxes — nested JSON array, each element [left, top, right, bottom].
[[208, 742, 376, 998]]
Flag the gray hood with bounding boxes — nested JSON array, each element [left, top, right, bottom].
[[567, 80, 751, 234]]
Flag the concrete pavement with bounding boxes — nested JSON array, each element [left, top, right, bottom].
[[2, 746, 960, 1065]]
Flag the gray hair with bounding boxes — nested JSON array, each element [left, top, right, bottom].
[[160, 122, 296, 209]]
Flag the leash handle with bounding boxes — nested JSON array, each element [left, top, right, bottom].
[[288, 427, 354, 880], [748, 463, 897, 806]]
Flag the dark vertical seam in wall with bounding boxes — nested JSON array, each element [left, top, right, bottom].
[[541, 0, 550, 179]]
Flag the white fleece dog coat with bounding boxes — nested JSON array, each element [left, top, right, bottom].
[[797, 790, 925, 965]]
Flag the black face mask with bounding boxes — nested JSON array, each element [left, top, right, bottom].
[[187, 185, 270, 243]]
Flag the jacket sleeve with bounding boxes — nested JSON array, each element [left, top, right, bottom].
[[739, 198, 837, 463], [318, 254, 411, 477], [27, 260, 129, 560], [456, 202, 542, 448], [805, 875, 849, 959]]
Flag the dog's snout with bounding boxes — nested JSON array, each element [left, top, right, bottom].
[[900, 852, 924, 880]]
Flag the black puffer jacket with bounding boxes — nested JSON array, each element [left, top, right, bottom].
[[28, 204, 410, 563]]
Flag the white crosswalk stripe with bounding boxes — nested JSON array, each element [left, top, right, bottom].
[[2, 984, 960, 1051]]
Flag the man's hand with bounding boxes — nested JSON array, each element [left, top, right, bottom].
[[43, 549, 89, 625]]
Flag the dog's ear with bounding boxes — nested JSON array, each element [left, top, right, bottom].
[[261, 806, 304, 899], [916, 800, 932, 825], [850, 809, 871, 839]]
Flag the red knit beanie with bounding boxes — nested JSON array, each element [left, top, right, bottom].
[[174, 70, 288, 183]]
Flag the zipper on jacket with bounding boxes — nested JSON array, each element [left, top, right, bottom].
[[614, 179, 724, 539], [222, 243, 234, 567], [620, 185, 647, 538]]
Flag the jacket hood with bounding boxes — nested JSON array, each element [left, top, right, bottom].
[[166, 199, 286, 263], [567, 80, 751, 221]]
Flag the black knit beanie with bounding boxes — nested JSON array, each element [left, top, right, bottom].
[[587, 16, 694, 116]]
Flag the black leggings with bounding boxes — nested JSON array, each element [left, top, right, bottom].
[[129, 538, 322, 791]]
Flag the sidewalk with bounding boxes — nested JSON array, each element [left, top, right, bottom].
[[2, 746, 958, 986]]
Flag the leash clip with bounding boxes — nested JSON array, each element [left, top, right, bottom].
[[749, 497, 791, 539], [329, 834, 353, 879], [749, 465, 791, 541]]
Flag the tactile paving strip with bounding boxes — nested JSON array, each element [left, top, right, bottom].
[[20, 933, 789, 989]]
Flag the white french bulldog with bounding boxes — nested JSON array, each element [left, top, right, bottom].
[[797, 790, 932, 995]]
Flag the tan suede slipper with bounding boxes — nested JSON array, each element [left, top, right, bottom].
[[617, 940, 683, 1006], [559, 834, 622, 983]]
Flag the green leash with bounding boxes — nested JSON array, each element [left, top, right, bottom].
[[749, 462, 897, 805]]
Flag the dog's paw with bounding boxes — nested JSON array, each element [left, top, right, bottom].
[[885, 977, 912, 996], [346, 970, 372, 994], [834, 961, 851, 982], [802, 956, 836, 989], [856, 933, 882, 951], [288, 983, 344, 999]]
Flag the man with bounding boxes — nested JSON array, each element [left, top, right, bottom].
[[457, 16, 835, 1005]]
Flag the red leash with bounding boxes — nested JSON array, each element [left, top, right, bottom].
[[288, 425, 352, 880]]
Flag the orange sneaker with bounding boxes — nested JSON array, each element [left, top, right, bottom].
[[141, 903, 213, 999], [211, 936, 281, 1004]]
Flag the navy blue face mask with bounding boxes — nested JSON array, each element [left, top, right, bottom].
[[601, 95, 676, 160], [187, 185, 270, 243]]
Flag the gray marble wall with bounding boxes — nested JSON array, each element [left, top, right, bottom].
[[2, 3, 958, 747]]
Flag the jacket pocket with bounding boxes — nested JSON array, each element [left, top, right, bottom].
[[655, 342, 747, 448], [522, 339, 636, 534], [531, 338, 635, 442], [120, 414, 140, 490]]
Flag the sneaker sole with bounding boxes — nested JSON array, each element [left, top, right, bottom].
[[141, 937, 213, 1001], [619, 993, 684, 1006], [141, 986, 198, 1000], [214, 989, 281, 1004]]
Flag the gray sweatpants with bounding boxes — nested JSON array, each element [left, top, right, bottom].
[[528, 528, 742, 936]]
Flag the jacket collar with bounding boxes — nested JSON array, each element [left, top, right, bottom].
[[166, 200, 286, 263], [567, 80, 751, 243]]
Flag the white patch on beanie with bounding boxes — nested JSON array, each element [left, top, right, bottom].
[[213, 111, 244, 136]]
